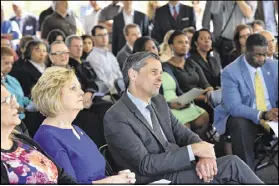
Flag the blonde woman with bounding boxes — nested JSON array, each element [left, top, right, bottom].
[[32, 67, 136, 184], [159, 30, 175, 62], [1, 82, 76, 184], [147, 1, 160, 30]]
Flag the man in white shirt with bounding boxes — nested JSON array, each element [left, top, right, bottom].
[[116, 23, 141, 69], [259, 30, 278, 60], [82, 1, 102, 35], [86, 25, 122, 94]]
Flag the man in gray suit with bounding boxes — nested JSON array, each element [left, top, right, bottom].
[[104, 52, 263, 184], [116, 23, 141, 69]]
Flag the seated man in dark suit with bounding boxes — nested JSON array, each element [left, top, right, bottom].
[[152, 1, 196, 44], [112, 1, 149, 56], [104, 52, 263, 184], [116, 23, 141, 69], [214, 34, 278, 170]]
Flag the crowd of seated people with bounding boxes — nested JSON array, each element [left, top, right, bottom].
[[1, 0, 278, 184]]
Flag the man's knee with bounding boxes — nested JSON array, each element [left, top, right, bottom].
[[223, 155, 247, 167], [227, 116, 255, 131]]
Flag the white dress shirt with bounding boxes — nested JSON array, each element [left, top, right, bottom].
[[123, 10, 134, 25], [29, 60, 46, 74], [244, 57, 272, 119], [82, 9, 101, 35], [86, 47, 123, 94]]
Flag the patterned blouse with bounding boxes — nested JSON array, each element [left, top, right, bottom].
[[1, 140, 58, 184]]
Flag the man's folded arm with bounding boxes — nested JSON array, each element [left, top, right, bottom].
[[104, 114, 194, 176]]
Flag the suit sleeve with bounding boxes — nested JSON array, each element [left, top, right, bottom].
[[190, 7, 196, 29], [151, 9, 163, 43], [112, 16, 118, 56], [142, 14, 150, 36], [169, 107, 202, 146], [104, 109, 196, 176], [221, 68, 260, 124], [202, 1, 212, 30]]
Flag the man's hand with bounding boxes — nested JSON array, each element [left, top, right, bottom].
[[265, 108, 278, 121], [83, 92, 93, 109], [196, 158, 218, 183], [191, 141, 216, 159]]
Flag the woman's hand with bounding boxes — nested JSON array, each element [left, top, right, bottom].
[[169, 102, 190, 110], [93, 169, 136, 184]]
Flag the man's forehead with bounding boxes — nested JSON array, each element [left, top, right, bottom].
[[96, 28, 107, 34], [52, 43, 68, 51], [252, 45, 268, 52]]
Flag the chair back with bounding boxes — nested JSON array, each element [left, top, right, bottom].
[[114, 78, 126, 96], [99, 144, 117, 176]]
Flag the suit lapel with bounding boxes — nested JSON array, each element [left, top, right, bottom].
[[262, 64, 275, 106], [122, 93, 155, 133], [240, 57, 254, 96]]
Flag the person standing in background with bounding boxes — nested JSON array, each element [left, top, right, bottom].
[[98, 1, 123, 51], [82, 1, 102, 35], [10, 1, 38, 37], [152, 1, 196, 44]]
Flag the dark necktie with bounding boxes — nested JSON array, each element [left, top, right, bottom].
[[146, 104, 180, 151], [173, 6, 178, 20], [146, 105, 166, 141]]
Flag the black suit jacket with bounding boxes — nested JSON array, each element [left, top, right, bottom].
[[10, 14, 38, 36], [104, 92, 201, 184], [188, 52, 222, 89], [13, 61, 42, 97], [152, 3, 196, 44], [112, 10, 149, 56], [38, 6, 54, 31]]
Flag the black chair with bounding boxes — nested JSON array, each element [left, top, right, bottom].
[[114, 78, 126, 96], [99, 144, 118, 176], [254, 133, 278, 171]]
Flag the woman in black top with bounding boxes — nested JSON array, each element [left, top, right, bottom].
[[167, 30, 215, 123], [188, 29, 222, 89]]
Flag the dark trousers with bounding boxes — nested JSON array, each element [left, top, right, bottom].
[[163, 155, 263, 184], [226, 116, 272, 171]]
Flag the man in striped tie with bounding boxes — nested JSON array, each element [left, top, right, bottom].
[[214, 33, 278, 171]]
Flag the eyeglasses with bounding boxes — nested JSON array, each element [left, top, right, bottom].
[[95, 33, 108, 37], [267, 38, 277, 44], [239, 33, 251, 39], [1, 94, 16, 105], [50, 51, 70, 56]]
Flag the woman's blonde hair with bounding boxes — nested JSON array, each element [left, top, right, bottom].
[[159, 30, 175, 56], [31, 66, 76, 118]]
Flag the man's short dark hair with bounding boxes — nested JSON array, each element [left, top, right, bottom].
[[245, 33, 268, 52], [251, 20, 265, 30], [122, 52, 160, 87], [168, 30, 185, 45], [91, 25, 106, 36]]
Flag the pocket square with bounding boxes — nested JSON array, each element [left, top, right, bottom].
[[182, 17, 189, 21]]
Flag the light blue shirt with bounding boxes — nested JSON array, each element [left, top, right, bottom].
[[262, 1, 277, 37], [126, 90, 195, 161], [244, 56, 272, 119], [168, 3, 180, 17]]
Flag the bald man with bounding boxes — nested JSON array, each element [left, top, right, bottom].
[[259, 30, 278, 60]]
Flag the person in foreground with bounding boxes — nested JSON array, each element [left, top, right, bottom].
[[103, 51, 264, 184], [1, 81, 76, 184], [32, 66, 136, 184], [214, 33, 278, 170]]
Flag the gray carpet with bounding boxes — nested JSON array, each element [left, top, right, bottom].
[[256, 153, 278, 184]]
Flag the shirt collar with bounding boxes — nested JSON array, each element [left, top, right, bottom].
[[127, 89, 150, 111], [168, 2, 180, 9], [94, 47, 109, 54], [126, 42, 133, 52], [123, 9, 134, 17]]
